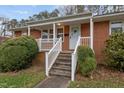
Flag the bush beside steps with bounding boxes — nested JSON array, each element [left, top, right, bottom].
[[105, 32, 124, 71], [77, 46, 96, 78], [0, 36, 39, 72]]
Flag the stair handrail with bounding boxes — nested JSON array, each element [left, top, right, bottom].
[[45, 37, 62, 76], [71, 36, 81, 81]]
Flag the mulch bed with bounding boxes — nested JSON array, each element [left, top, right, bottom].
[[76, 64, 124, 81], [0, 36, 8, 43]]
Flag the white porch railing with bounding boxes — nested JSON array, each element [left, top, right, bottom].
[[71, 36, 91, 81], [35, 38, 42, 51], [80, 37, 91, 47], [41, 39, 53, 51], [35, 38, 58, 51], [45, 37, 62, 76]]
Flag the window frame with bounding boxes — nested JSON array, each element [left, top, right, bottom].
[[57, 27, 64, 42], [109, 21, 124, 35], [41, 26, 64, 42], [42, 29, 49, 40]]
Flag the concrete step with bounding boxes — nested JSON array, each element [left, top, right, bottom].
[[49, 51, 72, 78], [52, 64, 71, 71], [55, 61, 71, 66], [50, 69, 71, 78], [60, 51, 73, 54], [59, 53, 71, 57], [57, 57, 71, 61]]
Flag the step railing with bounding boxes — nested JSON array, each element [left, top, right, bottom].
[[45, 37, 62, 76], [71, 36, 91, 81]]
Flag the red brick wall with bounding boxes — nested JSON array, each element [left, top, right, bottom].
[[81, 23, 90, 37], [14, 29, 41, 39], [15, 31, 21, 37], [81, 21, 109, 63], [93, 21, 109, 63], [31, 29, 41, 39]]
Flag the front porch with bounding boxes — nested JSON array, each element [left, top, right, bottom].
[[30, 18, 94, 52], [31, 18, 94, 81], [12, 13, 94, 81]]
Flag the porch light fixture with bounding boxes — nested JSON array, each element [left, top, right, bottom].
[[57, 23, 61, 26]]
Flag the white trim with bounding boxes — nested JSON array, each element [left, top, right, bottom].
[[93, 12, 124, 19], [53, 23, 56, 45], [109, 21, 111, 35], [69, 24, 81, 49], [28, 17, 91, 27], [28, 26, 30, 36], [90, 18, 93, 50], [40, 29, 42, 38], [45, 52, 49, 76]]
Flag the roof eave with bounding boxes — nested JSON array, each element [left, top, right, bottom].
[[27, 12, 92, 25]]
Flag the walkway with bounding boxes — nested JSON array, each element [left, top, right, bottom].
[[35, 76, 70, 88]]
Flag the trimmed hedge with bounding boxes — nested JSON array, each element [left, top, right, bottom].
[[0, 36, 38, 72], [105, 32, 124, 71], [77, 46, 96, 76]]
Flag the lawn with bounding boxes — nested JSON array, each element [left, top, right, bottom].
[[0, 65, 45, 88], [68, 64, 124, 88]]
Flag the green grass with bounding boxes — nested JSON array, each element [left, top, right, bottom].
[[0, 66, 45, 88], [68, 78, 124, 88]]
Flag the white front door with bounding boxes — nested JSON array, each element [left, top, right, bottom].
[[69, 25, 80, 49]]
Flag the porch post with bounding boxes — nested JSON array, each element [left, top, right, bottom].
[[28, 26, 30, 36], [90, 18, 93, 50], [53, 23, 56, 45], [12, 31, 15, 37]]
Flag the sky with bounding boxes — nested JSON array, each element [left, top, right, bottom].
[[0, 5, 57, 21]]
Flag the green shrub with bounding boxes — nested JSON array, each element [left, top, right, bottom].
[[0, 36, 38, 72], [105, 32, 124, 71], [77, 46, 95, 62], [79, 57, 96, 76], [77, 46, 96, 76]]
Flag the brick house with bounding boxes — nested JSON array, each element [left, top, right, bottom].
[[10, 12, 124, 80]]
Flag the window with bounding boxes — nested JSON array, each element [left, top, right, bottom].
[[110, 21, 124, 35], [57, 28, 64, 42], [49, 29, 53, 39], [21, 31, 27, 36], [42, 29, 53, 40], [42, 30, 49, 39], [42, 28, 64, 41]]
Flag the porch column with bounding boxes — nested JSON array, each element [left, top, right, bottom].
[[90, 18, 93, 50], [53, 23, 56, 45], [12, 31, 15, 37], [28, 26, 30, 36]]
